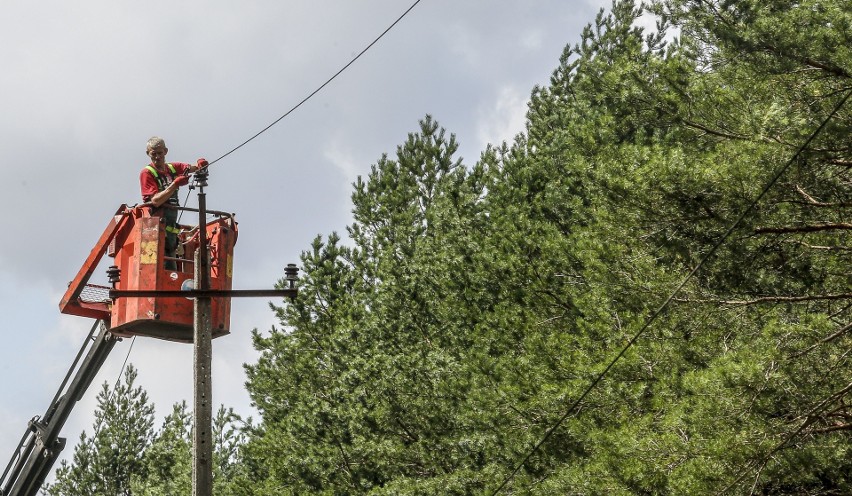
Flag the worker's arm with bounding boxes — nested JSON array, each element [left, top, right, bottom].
[[140, 160, 204, 207], [148, 179, 184, 207]]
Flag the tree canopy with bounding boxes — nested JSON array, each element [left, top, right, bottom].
[[241, 0, 851, 493]]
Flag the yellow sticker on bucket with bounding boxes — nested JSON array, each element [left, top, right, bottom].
[[141, 241, 158, 265]]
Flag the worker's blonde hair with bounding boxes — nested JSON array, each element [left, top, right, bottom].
[[146, 136, 166, 151]]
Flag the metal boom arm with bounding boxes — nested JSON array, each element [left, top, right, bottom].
[[1, 320, 118, 496]]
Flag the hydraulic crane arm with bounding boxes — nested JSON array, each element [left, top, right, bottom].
[[0, 320, 119, 496]]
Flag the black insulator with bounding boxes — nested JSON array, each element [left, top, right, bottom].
[[194, 167, 209, 186], [284, 263, 299, 289], [106, 265, 121, 287]]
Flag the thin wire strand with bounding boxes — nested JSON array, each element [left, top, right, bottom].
[[489, 88, 852, 495], [207, 0, 423, 168], [177, 0, 422, 222], [84, 332, 135, 492], [91, 334, 136, 442], [74, 0, 423, 473]]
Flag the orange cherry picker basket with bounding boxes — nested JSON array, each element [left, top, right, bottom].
[[59, 204, 238, 343]]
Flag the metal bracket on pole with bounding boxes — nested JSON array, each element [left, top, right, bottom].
[[109, 288, 298, 299]]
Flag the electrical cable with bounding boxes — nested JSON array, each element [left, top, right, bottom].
[[57, 0, 422, 478], [91, 335, 136, 442], [89, 333, 135, 493], [489, 88, 852, 496], [176, 0, 422, 222], [206, 0, 423, 168], [85, 332, 135, 494]]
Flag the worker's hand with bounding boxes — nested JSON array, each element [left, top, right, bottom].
[[174, 175, 189, 187], [197, 158, 209, 168]]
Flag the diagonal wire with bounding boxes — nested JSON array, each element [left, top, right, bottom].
[[206, 0, 423, 168], [489, 88, 852, 495], [178, 0, 423, 221], [92, 334, 137, 442]]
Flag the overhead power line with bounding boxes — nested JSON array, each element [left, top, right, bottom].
[[179, 0, 422, 217], [93, 335, 136, 441], [207, 0, 423, 167], [489, 88, 852, 496]]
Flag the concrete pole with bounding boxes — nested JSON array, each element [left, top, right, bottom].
[[193, 175, 213, 496]]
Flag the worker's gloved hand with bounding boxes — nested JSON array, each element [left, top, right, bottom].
[[174, 175, 189, 187], [197, 158, 209, 168]]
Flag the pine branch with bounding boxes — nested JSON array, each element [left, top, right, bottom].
[[676, 294, 852, 306], [793, 185, 852, 208], [760, 42, 851, 79], [783, 240, 852, 251], [808, 423, 852, 434], [681, 118, 749, 140], [724, 294, 852, 306], [790, 322, 852, 358], [827, 158, 852, 167], [754, 223, 852, 234], [816, 321, 852, 344]]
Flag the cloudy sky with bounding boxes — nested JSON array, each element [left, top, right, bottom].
[[0, 0, 614, 482]]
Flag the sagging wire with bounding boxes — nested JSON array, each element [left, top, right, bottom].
[[83, 332, 136, 492], [91, 334, 137, 445], [206, 0, 423, 168], [176, 0, 423, 223], [64, 1, 423, 478]]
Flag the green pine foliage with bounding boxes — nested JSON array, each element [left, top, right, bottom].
[[46, 0, 850, 493], [130, 401, 192, 496], [130, 402, 249, 495], [45, 370, 248, 496], [240, 0, 851, 494], [46, 365, 155, 496]]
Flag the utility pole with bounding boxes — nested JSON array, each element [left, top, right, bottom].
[[37, 164, 299, 496], [193, 167, 213, 496], [99, 167, 299, 495]]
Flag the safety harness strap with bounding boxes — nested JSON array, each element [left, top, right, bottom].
[[145, 164, 180, 206], [145, 163, 177, 186]]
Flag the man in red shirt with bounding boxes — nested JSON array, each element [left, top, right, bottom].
[[140, 136, 208, 269]]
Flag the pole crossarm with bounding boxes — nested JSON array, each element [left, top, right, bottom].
[[109, 288, 298, 299]]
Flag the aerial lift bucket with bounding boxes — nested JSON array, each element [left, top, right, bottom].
[[59, 204, 237, 343]]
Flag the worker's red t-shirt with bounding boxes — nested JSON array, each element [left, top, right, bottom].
[[140, 162, 192, 202]]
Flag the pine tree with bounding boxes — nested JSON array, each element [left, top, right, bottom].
[[130, 401, 191, 495], [237, 0, 851, 493], [131, 402, 248, 495], [46, 365, 155, 496]]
